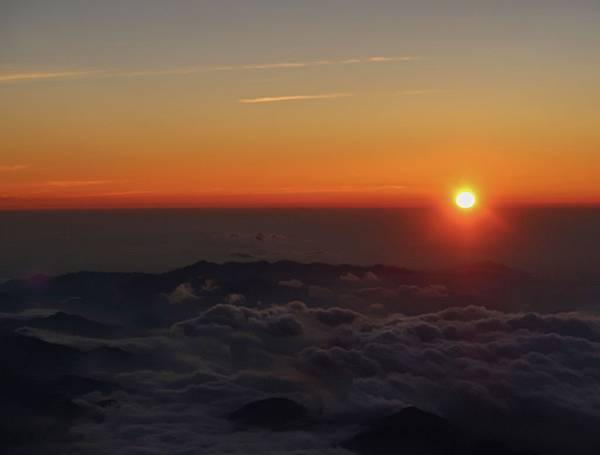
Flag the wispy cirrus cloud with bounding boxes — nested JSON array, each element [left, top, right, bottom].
[[44, 180, 112, 188], [207, 59, 359, 71], [210, 55, 419, 72], [273, 184, 408, 194], [0, 164, 29, 172], [0, 55, 420, 84], [85, 190, 155, 198], [239, 93, 353, 104], [367, 56, 419, 62], [0, 71, 99, 83]]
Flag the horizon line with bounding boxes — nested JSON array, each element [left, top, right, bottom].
[[2, 201, 600, 212]]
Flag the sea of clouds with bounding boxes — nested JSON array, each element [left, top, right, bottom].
[[3, 263, 600, 454]]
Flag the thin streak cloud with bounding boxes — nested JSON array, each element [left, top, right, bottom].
[[0, 71, 99, 83], [239, 93, 353, 104], [368, 56, 421, 62], [209, 56, 418, 71], [68, 190, 156, 198], [44, 180, 112, 188], [0, 56, 419, 83], [273, 185, 408, 194], [0, 164, 29, 172]]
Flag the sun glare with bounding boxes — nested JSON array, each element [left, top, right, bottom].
[[455, 191, 476, 209]]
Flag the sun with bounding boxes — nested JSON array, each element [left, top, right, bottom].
[[455, 190, 476, 209]]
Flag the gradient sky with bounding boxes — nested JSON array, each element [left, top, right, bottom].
[[1, 0, 599, 209]]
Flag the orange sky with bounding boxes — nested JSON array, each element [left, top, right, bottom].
[[2, 1, 599, 209]]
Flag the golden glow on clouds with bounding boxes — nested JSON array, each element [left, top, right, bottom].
[[0, 71, 98, 83], [239, 93, 353, 104]]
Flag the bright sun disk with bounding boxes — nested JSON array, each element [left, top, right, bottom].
[[455, 191, 476, 209]]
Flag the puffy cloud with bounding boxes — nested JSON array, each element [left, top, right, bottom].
[[173, 303, 304, 338], [311, 307, 360, 327], [170, 301, 600, 437], [31, 303, 600, 454], [167, 282, 198, 304], [202, 278, 220, 292]]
